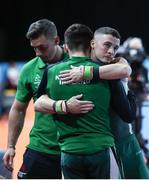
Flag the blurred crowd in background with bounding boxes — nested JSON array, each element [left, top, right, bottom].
[[116, 37, 149, 167], [0, 62, 25, 116], [0, 62, 25, 178]]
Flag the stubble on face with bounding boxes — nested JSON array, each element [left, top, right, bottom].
[[30, 35, 57, 63], [92, 34, 120, 64]]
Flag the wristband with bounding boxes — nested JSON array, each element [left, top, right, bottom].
[[8, 145, 16, 149], [52, 101, 57, 113], [83, 66, 93, 80], [61, 100, 67, 113], [55, 100, 63, 113], [91, 67, 100, 82], [64, 100, 68, 113], [49, 99, 56, 113], [55, 100, 67, 114]]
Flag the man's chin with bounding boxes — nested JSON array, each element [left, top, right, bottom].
[[101, 57, 112, 64], [39, 56, 49, 63]]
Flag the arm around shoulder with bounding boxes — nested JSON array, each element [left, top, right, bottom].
[[99, 57, 132, 80]]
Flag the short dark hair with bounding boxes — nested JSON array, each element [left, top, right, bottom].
[[64, 23, 93, 52], [26, 19, 57, 39], [94, 27, 121, 39]]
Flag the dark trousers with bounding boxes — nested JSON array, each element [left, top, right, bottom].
[[17, 148, 61, 179], [61, 148, 120, 179]]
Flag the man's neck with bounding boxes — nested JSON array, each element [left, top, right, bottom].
[[55, 45, 64, 60], [91, 51, 98, 62], [49, 46, 64, 64], [70, 51, 89, 57]]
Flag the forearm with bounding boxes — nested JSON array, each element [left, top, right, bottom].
[[35, 94, 94, 114], [59, 58, 132, 84], [34, 95, 55, 113], [7, 108, 25, 148], [99, 64, 131, 80], [99, 57, 131, 79], [3, 100, 28, 171], [84, 63, 131, 82]]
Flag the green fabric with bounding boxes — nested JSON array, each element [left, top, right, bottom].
[[46, 56, 114, 154], [16, 53, 68, 155], [84, 66, 91, 80], [110, 109, 149, 178], [115, 134, 149, 179]]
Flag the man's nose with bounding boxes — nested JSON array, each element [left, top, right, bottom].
[[108, 46, 115, 55], [35, 49, 42, 56]]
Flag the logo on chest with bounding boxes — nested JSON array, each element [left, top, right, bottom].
[[34, 74, 41, 89], [55, 75, 90, 85]]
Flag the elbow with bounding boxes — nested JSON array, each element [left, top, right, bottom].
[[121, 65, 132, 78], [34, 99, 41, 112], [34, 95, 50, 114], [34, 101, 38, 112]]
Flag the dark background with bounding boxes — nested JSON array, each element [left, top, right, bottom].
[[0, 0, 148, 61]]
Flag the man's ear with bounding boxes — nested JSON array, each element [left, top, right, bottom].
[[90, 39, 95, 49], [63, 44, 69, 53], [54, 36, 60, 45]]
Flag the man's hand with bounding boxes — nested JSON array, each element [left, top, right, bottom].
[[3, 148, 15, 171], [67, 94, 94, 113], [59, 65, 84, 84]]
